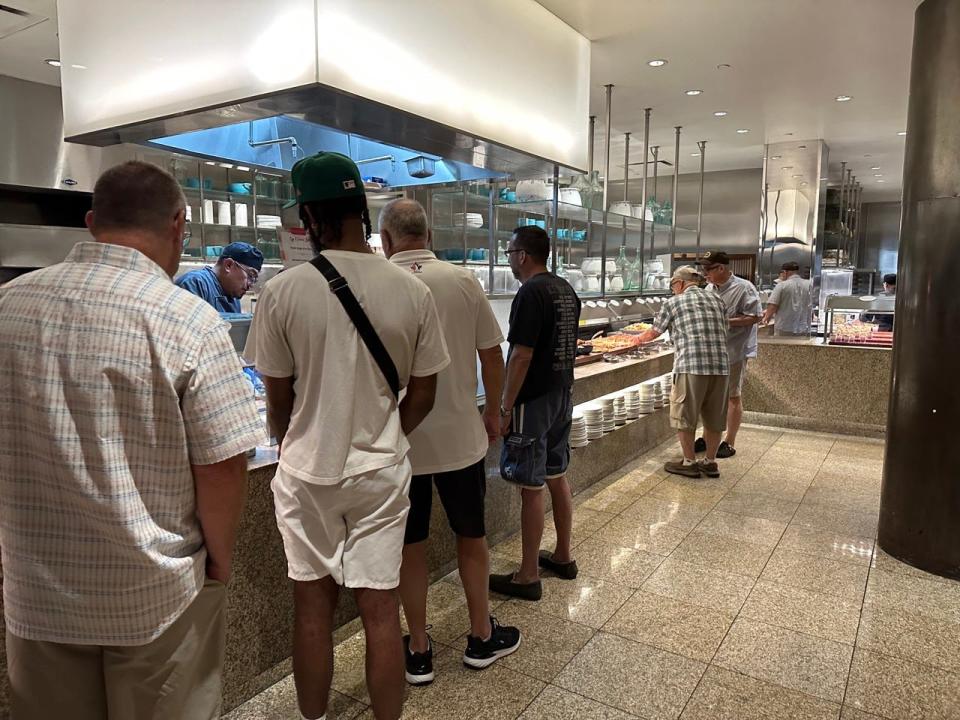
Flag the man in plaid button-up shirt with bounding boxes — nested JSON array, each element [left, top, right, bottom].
[[0, 162, 264, 720], [635, 266, 729, 479]]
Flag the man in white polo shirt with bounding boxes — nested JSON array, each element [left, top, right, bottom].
[[381, 199, 521, 686]]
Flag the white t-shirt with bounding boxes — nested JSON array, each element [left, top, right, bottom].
[[248, 250, 450, 484], [769, 274, 813, 335], [390, 250, 504, 475]]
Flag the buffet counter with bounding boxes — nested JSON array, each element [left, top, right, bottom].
[[0, 348, 675, 716], [743, 337, 891, 436]]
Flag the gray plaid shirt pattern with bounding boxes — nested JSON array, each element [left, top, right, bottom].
[[654, 287, 730, 375], [0, 242, 265, 645]]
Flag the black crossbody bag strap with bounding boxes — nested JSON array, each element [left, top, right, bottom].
[[309, 254, 400, 399]]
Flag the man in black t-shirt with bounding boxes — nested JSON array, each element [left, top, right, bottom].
[[490, 226, 582, 601]]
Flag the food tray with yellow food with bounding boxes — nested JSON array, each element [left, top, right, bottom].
[[621, 322, 653, 334]]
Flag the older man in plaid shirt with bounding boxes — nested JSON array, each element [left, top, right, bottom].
[[635, 266, 729, 478]]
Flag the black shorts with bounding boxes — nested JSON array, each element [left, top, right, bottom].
[[403, 459, 487, 545]]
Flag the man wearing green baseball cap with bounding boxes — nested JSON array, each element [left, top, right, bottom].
[[249, 152, 450, 720]]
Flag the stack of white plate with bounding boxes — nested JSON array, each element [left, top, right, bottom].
[[583, 405, 604, 440], [624, 389, 642, 419], [639, 383, 657, 414], [257, 214, 282, 229], [453, 212, 483, 228], [570, 413, 588, 448], [661, 374, 673, 395], [614, 395, 628, 425], [653, 381, 665, 409], [600, 397, 616, 433]]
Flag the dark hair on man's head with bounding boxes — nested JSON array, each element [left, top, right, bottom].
[[300, 195, 372, 252], [90, 161, 184, 235], [512, 225, 550, 264], [883, 273, 897, 286]]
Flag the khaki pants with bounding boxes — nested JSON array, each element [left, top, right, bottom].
[[670, 373, 728, 432], [7, 579, 227, 720]]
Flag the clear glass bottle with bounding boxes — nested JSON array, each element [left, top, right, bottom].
[[615, 245, 630, 288]]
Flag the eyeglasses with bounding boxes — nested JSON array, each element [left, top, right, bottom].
[[234, 261, 259, 284], [504, 248, 525, 256]]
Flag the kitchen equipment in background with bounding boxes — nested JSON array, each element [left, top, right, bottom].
[[405, 155, 436, 179], [559, 187, 582, 206], [229, 182, 252, 195], [453, 212, 483, 228], [631, 204, 655, 221], [216, 200, 231, 226], [202, 199, 215, 223], [234, 203, 248, 227], [515, 179, 552, 202], [609, 201, 632, 216], [256, 214, 282, 229]]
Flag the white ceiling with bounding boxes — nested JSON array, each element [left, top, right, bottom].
[[537, 0, 920, 201], [1, 0, 918, 201], [0, 0, 58, 85]]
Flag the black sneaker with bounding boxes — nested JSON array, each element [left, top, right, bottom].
[[694, 437, 707, 453], [463, 616, 522, 670], [489, 572, 543, 601], [716, 441, 736, 458], [403, 634, 434, 686]]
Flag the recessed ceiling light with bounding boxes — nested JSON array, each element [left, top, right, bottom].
[[771, 155, 782, 160], [691, 152, 701, 157], [713, 111, 728, 117], [204, 161, 216, 166], [800, 182, 808, 186], [219, 163, 234, 169], [717, 63, 731, 70], [648, 59, 668, 67], [898, 131, 907, 136], [781, 166, 794, 170], [870, 166, 881, 170], [791, 174, 803, 178], [736, 128, 750, 134], [874, 173, 883, 177], [835, 95, 853, 102], [685, 89, 703, 96], [236, 166, 250, 172], [44, 59, 61, 67], [876, 179, 886, 183], [70, 64, 87, 70]]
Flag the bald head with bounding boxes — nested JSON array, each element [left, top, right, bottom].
[[85, 161, 187, 277], [379, 198, 430, 258]]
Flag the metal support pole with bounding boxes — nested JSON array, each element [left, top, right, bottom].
[[551, 164, 560, 273], [670, 126, 681, 260], [587, 116, 596, 174], [639, 107, 652, 261], [855, 183, 864, 265], [622, 132, 631, 250], [846, 169, 854, 265], [696, 140, 707, 258], [757, 144, 769, 286], [601, 85, 613, 296], [650, 146, 660, 255], [838, 161, 847, 266]]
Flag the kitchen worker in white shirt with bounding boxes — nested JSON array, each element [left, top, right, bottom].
[[249, 153, 450, 720], [380, 198, 522, 686], [762, 261, 813, 335]]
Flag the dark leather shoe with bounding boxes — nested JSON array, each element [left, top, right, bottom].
[[489, 572, 542, 601], [664, 459, 702, 478]]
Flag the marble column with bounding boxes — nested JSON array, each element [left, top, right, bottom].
[[879, 0, 960, 579]]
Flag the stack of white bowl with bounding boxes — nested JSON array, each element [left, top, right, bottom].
[[453, 212, 483, 228], [653, 381, 665, 409], [583, 405, 604, 440], [569, 413, 588, 448], [624, 389, 642, 419], [639, 383, 657, 414], [614, 395, 628, 425], [600, 397, 616, 433]]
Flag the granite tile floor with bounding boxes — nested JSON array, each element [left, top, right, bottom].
[[224, 426, 960, 720]]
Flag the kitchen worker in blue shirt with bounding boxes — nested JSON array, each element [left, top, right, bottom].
[[175, 242, 263, 313]]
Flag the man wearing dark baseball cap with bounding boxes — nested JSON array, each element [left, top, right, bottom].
[[761, 261, 812, 335], [698, 250, 761, 458], [249, 152, 450, 720], [175, 241, 263, 313]]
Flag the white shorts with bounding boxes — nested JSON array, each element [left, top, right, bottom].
[[271, 460, 412, 589]]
